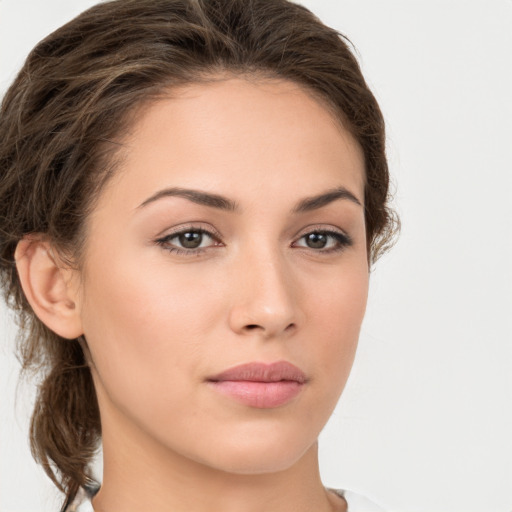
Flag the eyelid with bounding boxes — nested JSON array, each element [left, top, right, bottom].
[[155, 222, 222, 241], [293, 224, 351, 241], [291, 225, 353, 252], [154, 223, 223, 255]]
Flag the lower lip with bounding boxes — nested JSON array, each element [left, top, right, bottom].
[[208, 380, 304, 408]]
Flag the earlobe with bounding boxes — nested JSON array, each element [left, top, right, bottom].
[[14, 236, 83, 340]]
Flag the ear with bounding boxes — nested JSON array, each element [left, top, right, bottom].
[[14, 235, 83, 339]]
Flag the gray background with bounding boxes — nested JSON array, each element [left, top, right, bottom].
[[1, 1, 511, 511]]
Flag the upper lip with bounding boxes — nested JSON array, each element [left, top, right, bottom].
[[207, 361, 307, 384]]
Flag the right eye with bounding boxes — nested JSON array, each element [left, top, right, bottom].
[[155, 228, 221, 255]]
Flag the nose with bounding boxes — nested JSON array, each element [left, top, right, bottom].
[[227, 246, 301, 339]]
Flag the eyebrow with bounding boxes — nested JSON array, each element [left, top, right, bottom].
[[137, 186, 362, 212], [138, 187, 238, 211], [292, 186, 362, 212]]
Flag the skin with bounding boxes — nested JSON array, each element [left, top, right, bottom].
[[17, 77, 368, 512]]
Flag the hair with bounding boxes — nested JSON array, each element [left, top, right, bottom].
[[0, 0, 398, 508]]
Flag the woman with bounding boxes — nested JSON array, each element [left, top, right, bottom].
[[0, 0, 397, 510]]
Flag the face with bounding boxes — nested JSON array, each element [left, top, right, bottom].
[[76, 77, 368, 475]]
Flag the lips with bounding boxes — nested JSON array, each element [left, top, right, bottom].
[[207, 361, 307, 408]]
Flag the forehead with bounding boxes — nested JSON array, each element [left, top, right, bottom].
[[97, 77, 365, 212]]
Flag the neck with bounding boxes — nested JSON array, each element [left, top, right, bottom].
[[93, 414, 344, 512]]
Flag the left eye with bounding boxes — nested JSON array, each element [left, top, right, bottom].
[[294, 230, 351, 251]]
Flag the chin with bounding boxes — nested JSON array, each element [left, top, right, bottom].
[[183, 425, 318, 476]]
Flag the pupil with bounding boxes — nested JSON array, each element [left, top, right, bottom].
[[179, 231, 202, 249], [306, 233, 327, 249]]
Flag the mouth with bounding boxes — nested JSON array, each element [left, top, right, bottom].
[[206, 361, 307, 409]]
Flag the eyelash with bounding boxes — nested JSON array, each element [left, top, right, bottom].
[[293, 228, 353, 253], [155, 226, 353, 257], [155, 226, 222, 257]]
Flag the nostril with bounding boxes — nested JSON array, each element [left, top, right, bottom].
[[243, 322, 296, 334]]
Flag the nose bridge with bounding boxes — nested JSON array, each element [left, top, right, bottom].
[[228, 238, 299, 337]]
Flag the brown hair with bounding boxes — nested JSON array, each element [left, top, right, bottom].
[[0, 0, 398, 507]]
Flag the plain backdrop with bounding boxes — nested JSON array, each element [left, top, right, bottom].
[[1, 1, 511, 511]]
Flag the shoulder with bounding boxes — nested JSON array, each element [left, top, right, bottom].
[[331, 488, 386, 512]]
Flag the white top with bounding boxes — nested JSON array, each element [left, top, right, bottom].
[[334, 489, 386, 511], [66, 486, 385, 512]]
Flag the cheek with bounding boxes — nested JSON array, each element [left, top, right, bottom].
[[83, 243, 216, 335], [309, 255, 368, 331], [78, 251, 220, 405], [305, 261, 368, 392]]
